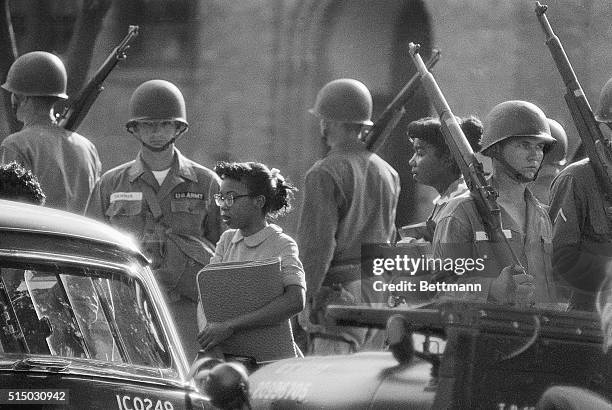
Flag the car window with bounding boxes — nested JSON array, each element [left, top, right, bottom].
[[0, 261, 170, 368]]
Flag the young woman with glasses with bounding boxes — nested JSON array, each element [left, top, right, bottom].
[[196, 161, 306, 360]]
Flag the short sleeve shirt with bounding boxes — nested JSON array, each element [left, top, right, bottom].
[[211, 224, 306, 290]]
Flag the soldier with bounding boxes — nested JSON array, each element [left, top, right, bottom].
[[297, 78, 400, 354], [530, 118, 568, 204], [548, 78, 612, 311], [85, 79, 222, 361], [0, 51, 101, 213], [432, 100, 558, 306], [0, 161, 46, 205]]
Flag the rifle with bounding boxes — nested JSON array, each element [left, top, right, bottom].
[[408, 43, 524, 270], [327, 304, 442, 331], [57, 25, 140, 131], [363, 49, 441, 152], [327, 301, 601, 342], [535, 2, 612, 198]]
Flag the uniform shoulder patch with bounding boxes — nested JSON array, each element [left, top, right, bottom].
[[475, 229, 512, 241]]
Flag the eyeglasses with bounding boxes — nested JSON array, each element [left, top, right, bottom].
[[213, 193, 252, 207]]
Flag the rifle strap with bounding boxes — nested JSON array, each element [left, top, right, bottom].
[[488, 150, 538, 183], [139, 178, 213, 265]]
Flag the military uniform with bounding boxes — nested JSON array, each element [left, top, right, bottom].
[[298, 138, 400, 352], [85, 148, 221, 360], [1, 124, 100, 213], [433, 188, 557, 304], [0, 51, 101, 213], [548, 158, 612, 311]]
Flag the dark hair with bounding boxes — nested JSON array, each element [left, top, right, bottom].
[[0, 161, 46, 205], [214, 161, 297, 218], [407, 115, 483, 175]]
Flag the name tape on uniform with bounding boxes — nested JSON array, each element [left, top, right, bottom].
[[110, 192, 143, 202]]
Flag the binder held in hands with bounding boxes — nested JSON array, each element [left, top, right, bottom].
[[197, 257, 296, 362]]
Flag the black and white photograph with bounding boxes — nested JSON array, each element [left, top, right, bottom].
[[1, 1, 612, 409]]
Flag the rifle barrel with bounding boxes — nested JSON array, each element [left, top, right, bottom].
[[364, 49, 441, 151], [58, 25, 140, 131], [535, 2, 612, 198], [408, 42, 525, 271]]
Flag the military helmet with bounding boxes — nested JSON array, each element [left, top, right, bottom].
[[543, 118, 568, 166], [480, 100, 554, 155], [2, 51, 68, 99], [595, 77, 612, 122], [309, 78, 374, 125], [126, 79, 188, 129]]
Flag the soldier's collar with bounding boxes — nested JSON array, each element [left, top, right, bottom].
[[174, 149, 198, 182], [328, 138, 365, 154], [128, 148, 197, 183]]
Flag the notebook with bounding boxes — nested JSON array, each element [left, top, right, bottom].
[[197, 257, 296, 362]]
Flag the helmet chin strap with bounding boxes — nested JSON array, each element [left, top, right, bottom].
[[141, 137, 177, 153], [129, 125, 187, 153], [489, 150, 540, 183]]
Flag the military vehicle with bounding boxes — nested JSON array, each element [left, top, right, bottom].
[[245, 301, 610, 409], [0, 199, 215, 409]]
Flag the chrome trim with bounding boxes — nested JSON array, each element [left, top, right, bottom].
[[6, 360, 194, 390], [0, 250, 138, 277], [0, 226, 147, 262]]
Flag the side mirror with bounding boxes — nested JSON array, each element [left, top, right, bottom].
[[189, 357, 250, 410]]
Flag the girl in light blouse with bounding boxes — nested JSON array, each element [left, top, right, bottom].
[[197, 162, 305, 359]]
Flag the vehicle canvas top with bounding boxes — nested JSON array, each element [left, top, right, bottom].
[[0, 200, 212, 409]]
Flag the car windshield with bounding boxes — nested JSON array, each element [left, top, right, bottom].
[[0, 259, 170, 368]]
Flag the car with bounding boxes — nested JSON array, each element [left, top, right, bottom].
[[0, 199, 215, 409], [246, 300, 610, 409]]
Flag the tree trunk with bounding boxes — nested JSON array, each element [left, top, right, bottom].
[[63, 0, 113, 97], [0, 0, 19, 134]]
